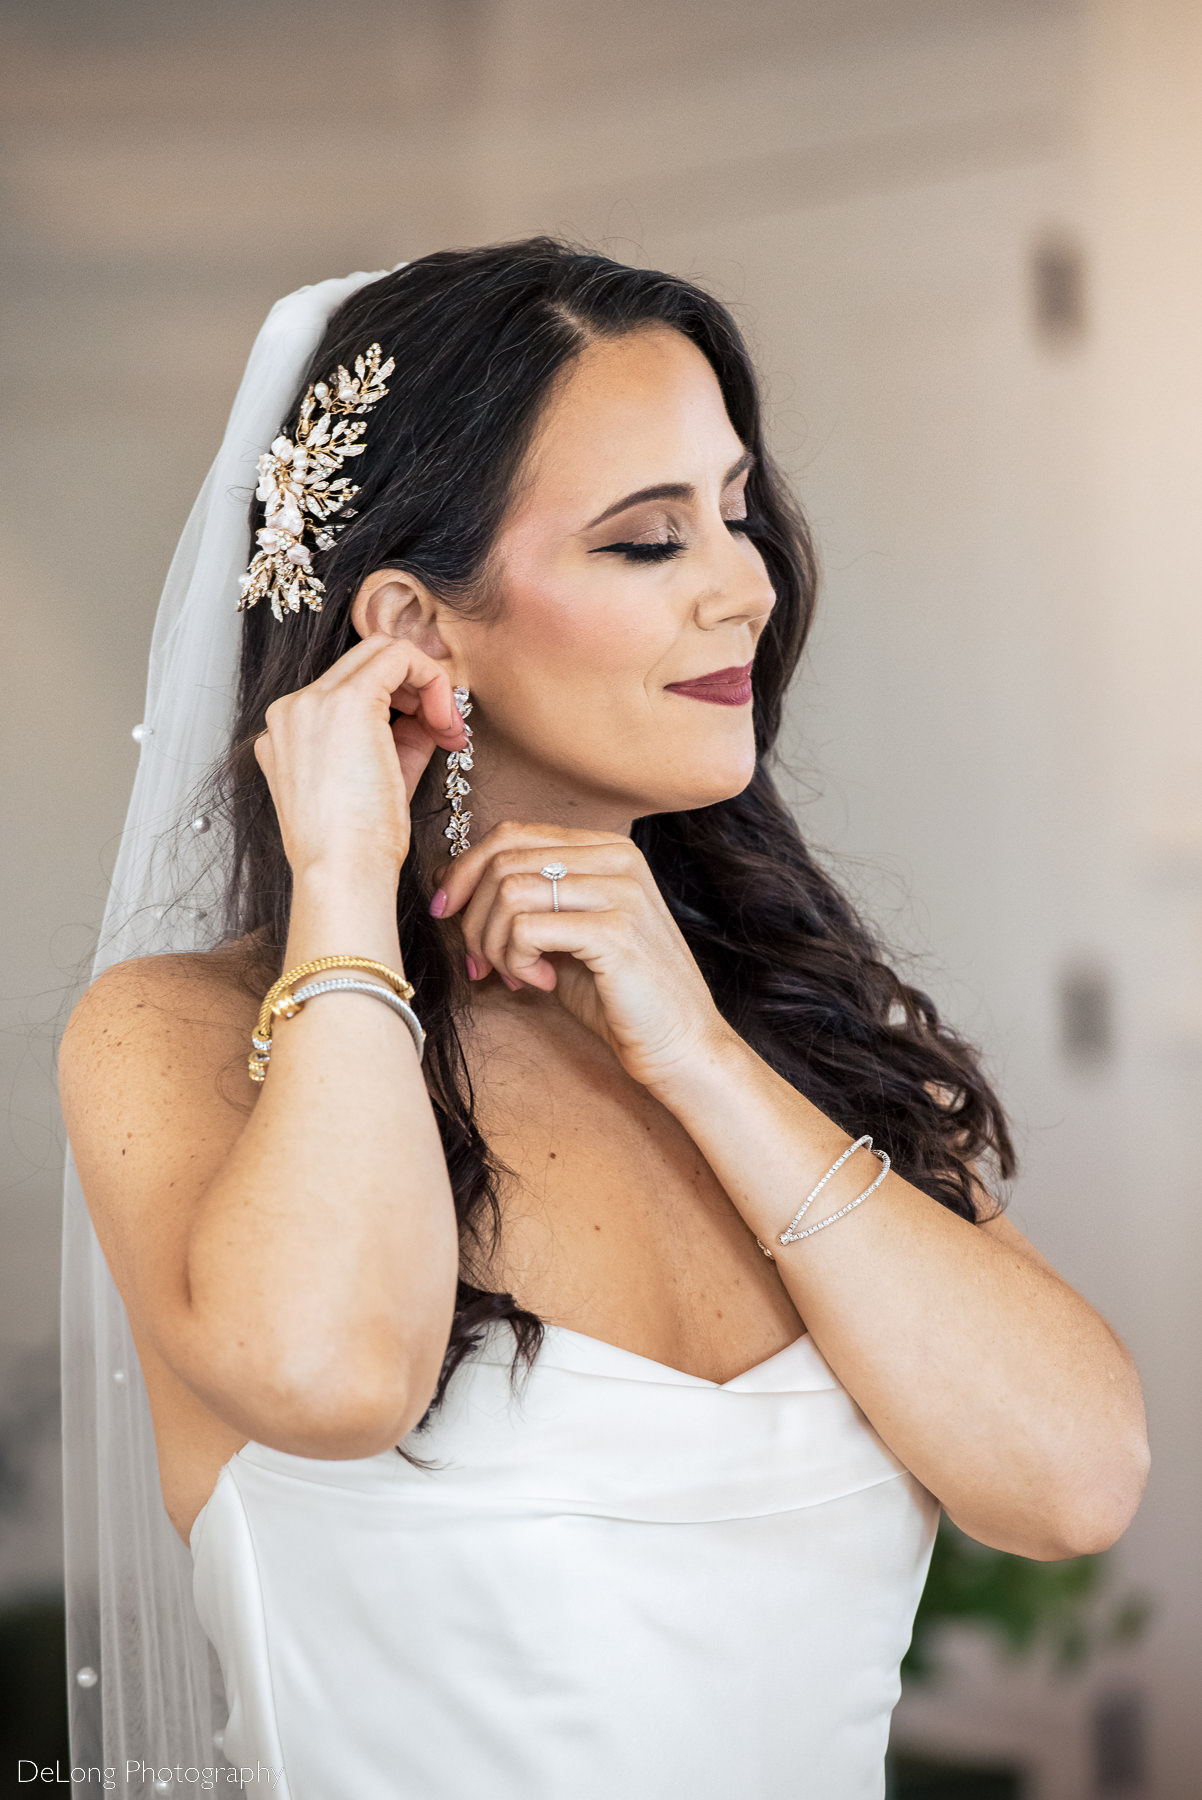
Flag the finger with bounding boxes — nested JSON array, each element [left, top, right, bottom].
[[475, 872, 644, 987], [502, 907, 633, 987], [389, 658, 470, 751], [437, 833, 639, 920], [309, 629, 418, 691], [390, 713, 442, 804], [323, 634, 466, 743], [439, 819, 634, 882], [454, 850, 635, 979]]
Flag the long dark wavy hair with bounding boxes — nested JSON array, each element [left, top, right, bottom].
[[198, 236, 1015, 1462]]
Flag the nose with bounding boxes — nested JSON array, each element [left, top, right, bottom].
[[695, 518, 776, 631]]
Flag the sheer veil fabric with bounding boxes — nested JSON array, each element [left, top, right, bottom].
[[60, 265, 402, 1792]]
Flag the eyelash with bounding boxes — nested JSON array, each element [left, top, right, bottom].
[[597, 520, 752, 564]]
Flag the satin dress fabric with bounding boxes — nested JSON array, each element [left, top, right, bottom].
[[189, 1320, 939, 1799]]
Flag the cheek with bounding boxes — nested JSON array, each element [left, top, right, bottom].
[[489, 563, 669, 686]]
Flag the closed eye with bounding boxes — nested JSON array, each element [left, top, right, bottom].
[[591, 540, 685, 564], [592, 520, 752, 565]]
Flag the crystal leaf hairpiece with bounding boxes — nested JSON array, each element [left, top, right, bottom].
[[236, 342, 396, 622]]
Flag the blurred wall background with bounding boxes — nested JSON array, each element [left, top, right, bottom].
[[2, 0, 1199, 1794]]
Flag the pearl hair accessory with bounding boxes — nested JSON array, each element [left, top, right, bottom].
[[237, 341, 395, 621]]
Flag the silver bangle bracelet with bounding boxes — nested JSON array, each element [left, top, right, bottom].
[[755, 1135, 891, 1258], [288, 976, 426, 1063]]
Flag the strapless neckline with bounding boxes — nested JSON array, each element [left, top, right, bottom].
[[189, 1310, 936, 1800], [532, 1322, 817, 1390]]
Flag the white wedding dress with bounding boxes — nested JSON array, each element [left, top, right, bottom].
[[189, 1318, 939, 1799]]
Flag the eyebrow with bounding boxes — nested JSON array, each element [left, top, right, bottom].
[[583, 450, 755, 531]]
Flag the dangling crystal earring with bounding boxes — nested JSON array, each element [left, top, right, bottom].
[[443, 685, 473, 857]]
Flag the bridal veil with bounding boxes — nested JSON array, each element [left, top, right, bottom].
[[59, 263, 401, 1792]]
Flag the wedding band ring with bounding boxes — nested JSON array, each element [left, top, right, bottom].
[[539, 860, 568, 912]]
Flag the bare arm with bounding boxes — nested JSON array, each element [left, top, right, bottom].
[[59, 636, 469, 1458], [647, 1028, 1150, 1560], [429, 819, 1150, 1560]]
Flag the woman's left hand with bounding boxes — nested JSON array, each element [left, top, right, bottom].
[[429, 821, 730, 1091]]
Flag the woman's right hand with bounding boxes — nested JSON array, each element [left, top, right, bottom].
[[252, 633, 469, 879]]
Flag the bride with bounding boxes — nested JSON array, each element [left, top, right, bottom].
[[58, 239, 1148, 1799]]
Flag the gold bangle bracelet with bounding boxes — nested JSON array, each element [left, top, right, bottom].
[[248, 955, 415, 1082]]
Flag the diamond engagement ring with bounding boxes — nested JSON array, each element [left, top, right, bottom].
[[539, 861, 568, 911]]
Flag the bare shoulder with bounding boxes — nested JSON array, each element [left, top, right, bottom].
[[58, 934, 275, 1322], [62, 928, 268, 1029], [59, 934, 276, 1125]]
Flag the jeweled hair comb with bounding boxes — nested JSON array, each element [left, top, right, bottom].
[[237, 341, 395, 621]]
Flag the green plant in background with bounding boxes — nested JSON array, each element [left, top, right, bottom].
[[0, 1343, 71, 1783], [904, 1513, 1153, 1683], [0, 1590, 70, 1783]]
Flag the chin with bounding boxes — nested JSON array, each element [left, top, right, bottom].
[[641, 765, 757, 816], [623, 727, 758, 816]]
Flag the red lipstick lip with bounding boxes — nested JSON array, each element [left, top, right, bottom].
[[664, 660, 754, 704]]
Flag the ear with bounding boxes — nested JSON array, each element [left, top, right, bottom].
[[350, 567, 453, 663]]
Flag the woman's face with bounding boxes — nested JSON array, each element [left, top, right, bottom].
[[450, 323, 777, 823]]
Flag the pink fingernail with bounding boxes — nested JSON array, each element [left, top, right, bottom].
[[499, 973, 520, 991], [465, 955, 479, 981], [428, 888, 448, 917]]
